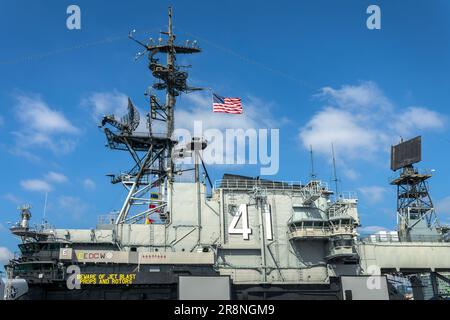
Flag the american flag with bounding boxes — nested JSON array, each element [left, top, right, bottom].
[[213, 93, 243, 114]]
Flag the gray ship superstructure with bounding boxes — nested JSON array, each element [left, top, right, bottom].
[[3, 175, 363, 299], [2, 8, 450, 300]]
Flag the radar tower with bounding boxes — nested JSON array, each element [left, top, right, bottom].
[[390, 136, 441, 241]]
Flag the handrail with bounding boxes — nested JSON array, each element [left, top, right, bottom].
[[331, 192, 358, 201], [214, 179, 331, 191], [214, 179, 304, 190], [98, 214, 118, 225], [388, 168, 434, 183], [360, 233, 443, 243]]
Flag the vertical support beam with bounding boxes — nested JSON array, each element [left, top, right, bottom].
[[219, 189, 226, 244], [258, 198, 268, 283], [410, 275, 425, 300], [430, 272, 439, 298], [195, 150, 202, 247]]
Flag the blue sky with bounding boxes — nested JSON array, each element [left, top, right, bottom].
[[1, 0, 450, 258]]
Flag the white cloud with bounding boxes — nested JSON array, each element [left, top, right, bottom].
[[299, 81, 446, 164], [358, 186, 388, 204], [58, 196, 88, 220], [82, 90, 128, 119], [19, 171, 67, 193], [318, 82, 392, 112], [45, 171, 68, 183], [15, 94, 78, 134], [20, 179, 53, 193], [83, 178, 96, 190], [299, 106, 382, 159], [392, 106, 446, 137], [0, 247, 13, 266], [2, 193, 21, 204], [12, 93, 80, 157], [9, 148, 42, 162]]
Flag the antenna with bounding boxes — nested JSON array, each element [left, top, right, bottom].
[[331, 143, 339, 198], [309, 145, 316, 180], [43, 192, 48, 223]]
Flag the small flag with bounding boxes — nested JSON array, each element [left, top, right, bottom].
[[149, 203, 160, 213], [213, 93, 243, 114], [145, 217, 155, 224], [150, 192, 159, 200]]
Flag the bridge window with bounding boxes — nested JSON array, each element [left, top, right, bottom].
[[333, 239, 353, 248]]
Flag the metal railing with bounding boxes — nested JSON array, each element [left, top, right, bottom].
[[388, 168, 434, 183], [327, 196, 357, 220], [97, 214, 118, 225], [359, 233, 444, 243], [289, 227, 330, 238], [289, 225, 355, 238], [123, 131, 168, 138], [214, 179, 305, 190], [332, 191, 358, 202], [215, 179, 331, 191]]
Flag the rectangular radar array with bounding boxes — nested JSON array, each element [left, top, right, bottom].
[[390, 136, 422, 171]]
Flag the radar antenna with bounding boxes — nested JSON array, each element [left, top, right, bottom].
[[309, 145, 316, 180], [101, 97, 141, 134], [331, 143, 339, 197]]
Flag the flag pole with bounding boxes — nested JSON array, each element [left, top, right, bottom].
[[207, 87, 213, 111]]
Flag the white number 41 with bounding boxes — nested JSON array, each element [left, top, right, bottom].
[[228, 204, 273, 240]]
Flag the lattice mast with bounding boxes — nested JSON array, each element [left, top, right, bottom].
[[100, 7, 201, 225], [391, 166, 438, 241]]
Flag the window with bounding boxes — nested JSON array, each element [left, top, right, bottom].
[[333, 239, 353, 247]]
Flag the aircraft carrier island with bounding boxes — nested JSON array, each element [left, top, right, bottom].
[[2, 7, 450, 301]]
